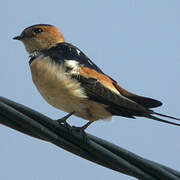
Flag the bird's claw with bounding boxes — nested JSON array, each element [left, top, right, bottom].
[[57, 111, 75, 128], [71, 126, 88, 142]]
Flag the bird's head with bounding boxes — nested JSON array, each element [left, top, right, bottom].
[[13, 24, 65, 56]]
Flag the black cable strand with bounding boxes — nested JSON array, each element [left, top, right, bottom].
[[0, 96, 180, 180], [88, 134, 180, 180], [0, 97, 153, 179]]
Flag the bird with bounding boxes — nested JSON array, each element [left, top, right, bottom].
[[13, 24, 180, 130]]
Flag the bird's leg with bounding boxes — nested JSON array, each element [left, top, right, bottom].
[[71, 121, 93, 143], [72, 121, 93, 132], [57, 111, 75, 128]]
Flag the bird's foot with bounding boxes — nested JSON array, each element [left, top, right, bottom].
[[71, 126, 88, 142], [57, 111, 75, 128], [71, 121, 92, 131], [70, 121, 93, 142]]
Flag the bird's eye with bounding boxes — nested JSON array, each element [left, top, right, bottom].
[[32, 28, 43, 34]]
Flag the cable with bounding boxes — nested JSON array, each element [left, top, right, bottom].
[[0, 96, 180, 180]]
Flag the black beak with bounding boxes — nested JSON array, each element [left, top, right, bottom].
[[13, 35, 24, 40]]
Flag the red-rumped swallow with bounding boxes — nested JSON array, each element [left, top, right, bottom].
[[13, 24, 180, 130]]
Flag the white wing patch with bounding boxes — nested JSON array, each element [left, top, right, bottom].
[[65, 60, 79, 68], [65, 60, 80, 75], [88, 59, 93, 65], [76, 49, 81, 56]]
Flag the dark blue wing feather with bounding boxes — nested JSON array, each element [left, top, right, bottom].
[[42, 42, 104, 74]]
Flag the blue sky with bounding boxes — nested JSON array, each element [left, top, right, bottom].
[[1, 1, 180, 179]]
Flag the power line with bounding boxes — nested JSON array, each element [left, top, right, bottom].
[[0, 96, 180, 180]]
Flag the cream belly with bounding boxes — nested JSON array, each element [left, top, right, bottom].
[[30, 56, 112, 121]]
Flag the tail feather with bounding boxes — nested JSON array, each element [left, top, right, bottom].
[[153, 112, 180, 121], [146, 112, 180, 126]]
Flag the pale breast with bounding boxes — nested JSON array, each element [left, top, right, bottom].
[[30, 56, 112, 121]]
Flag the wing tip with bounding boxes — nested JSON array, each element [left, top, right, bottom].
[[112, 82, 163, 109], [130, 96, 163, 108]]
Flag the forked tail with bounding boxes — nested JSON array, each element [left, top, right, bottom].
[[146, 112, 180, 126]]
